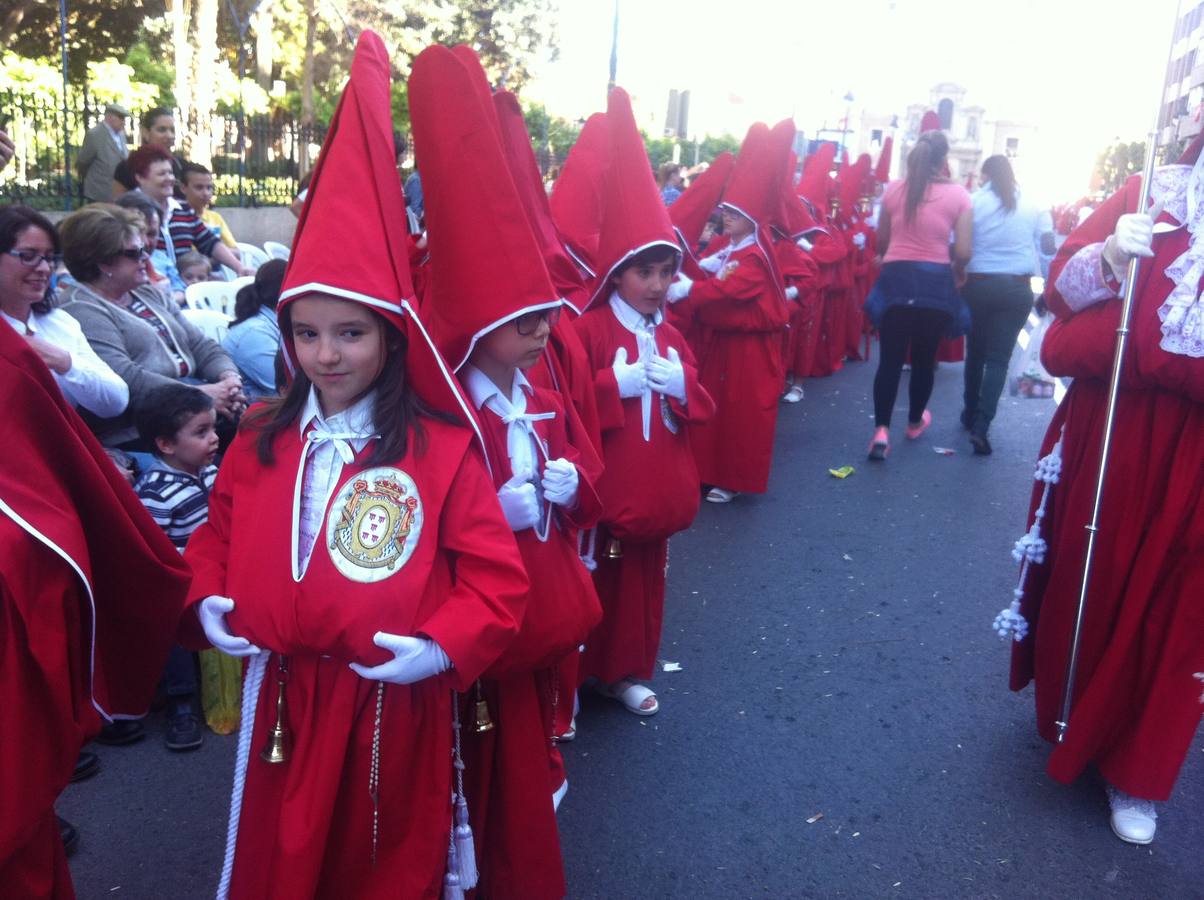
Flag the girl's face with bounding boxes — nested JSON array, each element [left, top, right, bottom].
[[180, 263, 210, 286], [612, 257, 677, 317], [289, 294, 389, 416], [142, 114, 176, 150], [0, 225, 56, 317], [138, 159, 176, 204]]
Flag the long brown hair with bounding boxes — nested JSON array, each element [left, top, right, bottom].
[[904, 131, 949, 224], [981, 154, 1017, 212], [242, 304, 455, 465]]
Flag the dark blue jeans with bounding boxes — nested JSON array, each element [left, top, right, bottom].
[[961, 274, 1035, 435]]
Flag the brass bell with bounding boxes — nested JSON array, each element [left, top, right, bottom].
[[260, 667, 291, 764], [473, 698, 495, 733], [604, 537, 623, 560]]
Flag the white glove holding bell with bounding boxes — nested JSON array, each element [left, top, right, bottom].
[[199, 595, 263, 657], [541, 457, 579, 508], [497, 471, 541, 531], [613, 346, 648, 399], [349, 632, 451, 685], [647, 346, 687, 403], [698, 254, 724, 274], [1101, 200, 1162, 277], [665, 275, 692, 304], [784, 285, 799, 301]]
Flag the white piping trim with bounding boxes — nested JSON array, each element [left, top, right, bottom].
[[719, 201, 756, 224], [451, 298, 567, 374], [0, 496, 118, 722], [584, 239, 682, 312], [401, 299, 494, 480], [563, 243, 596, 279], [278, 281, 405, 315]]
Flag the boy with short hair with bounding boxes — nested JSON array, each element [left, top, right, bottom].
[[176, 250, 213, 287], [134, 382, 220, 750], [180, 161, 239, 251]]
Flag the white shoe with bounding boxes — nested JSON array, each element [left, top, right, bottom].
[[1106, 785, 1157, 844], [552, 778, 568, 812], [781, 384, 805, 403], [705, 487, 737, 504]]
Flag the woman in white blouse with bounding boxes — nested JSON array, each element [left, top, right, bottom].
[[0, 206, 128, 417]]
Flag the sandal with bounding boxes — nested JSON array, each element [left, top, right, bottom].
[[555, 718, 577, 743], [600, 679, 659, 716]]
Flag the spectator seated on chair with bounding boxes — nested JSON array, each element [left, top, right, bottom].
[[221, 259, 285, 400], [56, 204, 247, 450]]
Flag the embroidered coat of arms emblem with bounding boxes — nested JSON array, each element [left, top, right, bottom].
[[326, 466, 422, 582]]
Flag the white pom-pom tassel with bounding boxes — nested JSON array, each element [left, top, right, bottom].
[[993, 599, 1029, 642], [1034, 443, 1063, 484], [1011, 523, 1048, 565]]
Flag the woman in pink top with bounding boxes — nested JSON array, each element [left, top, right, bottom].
[[865, 131, 972, 459]]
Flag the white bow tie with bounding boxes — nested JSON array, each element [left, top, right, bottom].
[[486, 390, 555, 480], [305, 426, 379, 465]]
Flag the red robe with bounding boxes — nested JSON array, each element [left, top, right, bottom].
[[185, 416, 529, 899], [805, 228, 849, 377], [0, 326, 189, 900], [465, 379, 603, 900], [681, 239, 788, 493], [773, 236, 821, 380], [573, 303, 715, 683], [1010, 170, 1204, 800]]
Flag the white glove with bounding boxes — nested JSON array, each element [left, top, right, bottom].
[[796, 236, 814, 252], [497, 471, 541, 531], [784, 285, 799, 301], [665, 274, 692, 304], [1101, 200, 1161, 276], [699, 254, 724, 274], [852, 232, 867, 249], [612, 346, 647, 399], [647, 346, 687, 403], [199, 595, 262, 657], [541, 457, 579, 508], [349, 632, 451, 685]]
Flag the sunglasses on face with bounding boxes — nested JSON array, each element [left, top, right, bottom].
[[6, 249, 62, 268], [115, 247, 151, 261], [513, 306, 561, 336]]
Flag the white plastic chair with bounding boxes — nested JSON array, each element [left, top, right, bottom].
[[263, 241, 291, 261], [184, 277, 253, 317], [181, 307, 232, 344], [237, 242, 270, 270]]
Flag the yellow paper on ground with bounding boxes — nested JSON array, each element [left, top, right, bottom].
[[828, 466, 855, 479], [199, 648, 242, 735]]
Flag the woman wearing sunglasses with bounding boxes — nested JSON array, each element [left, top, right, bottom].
[[57, 204, 245, 450], [0, 205, 128, 418]]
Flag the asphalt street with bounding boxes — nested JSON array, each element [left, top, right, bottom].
[[60, 351, 1204, 899]]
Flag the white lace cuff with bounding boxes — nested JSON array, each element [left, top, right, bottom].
[[1054, 242, 1116, 311]]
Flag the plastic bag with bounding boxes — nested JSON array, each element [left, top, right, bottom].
[[199, 649, 242, 735], [1008, 312, 1057, 399]]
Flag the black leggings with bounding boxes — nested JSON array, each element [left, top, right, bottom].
[[873, 306, 951, 427]]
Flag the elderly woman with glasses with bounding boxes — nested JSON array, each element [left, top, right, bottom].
[[0, 205, 128, 418], [58, 204, 246, 449]]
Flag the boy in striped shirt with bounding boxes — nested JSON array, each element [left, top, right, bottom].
[[134, 383, 219, 750]]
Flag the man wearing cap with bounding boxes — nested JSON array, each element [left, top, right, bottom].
[[76, 104, 130, 204]]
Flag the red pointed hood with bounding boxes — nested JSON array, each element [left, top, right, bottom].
[[277, 32, 479, 444], [668, 150, 733, 258], [920, 110, 942, 133], [777, 151, 824, 239], [492, 89, 590, 314], [839, 153, 872, 211], [582, 87, 680, 312], [875, 136, 893, 184], [549, 112, 609, 275], [409, 44, 561, 373], [798, 141, 837, 210], [720, 122, 775, 225]]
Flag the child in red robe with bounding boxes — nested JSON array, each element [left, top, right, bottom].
[[409, 44, 603, 900], [572, 87, 715, 716], [184, 34, 529, 899], [668, 123, 791, 503]]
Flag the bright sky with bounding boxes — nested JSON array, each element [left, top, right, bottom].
[[526, 0, 1181, 205]]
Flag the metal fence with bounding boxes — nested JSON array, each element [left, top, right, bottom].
[[0, 91, 326, 209]]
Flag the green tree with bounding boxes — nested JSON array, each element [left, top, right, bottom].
[[1, 1, 154, 79], [1094, 140, 1146, 194]]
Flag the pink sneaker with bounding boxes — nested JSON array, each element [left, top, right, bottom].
[[867, 426, 889, 461], [905, 410, 932, 440]]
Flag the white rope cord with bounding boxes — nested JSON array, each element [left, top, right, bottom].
[[216, 650, 270, 900]]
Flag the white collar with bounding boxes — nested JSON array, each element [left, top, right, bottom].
[[462, 364, 533, 412], [608, 291, 662, 333], [729, 232, 756, 253], [298, 386, 377, 439], [0, 309, 35, 335]]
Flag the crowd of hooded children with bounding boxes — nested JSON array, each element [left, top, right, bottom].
[[8, 26, 1198, 900]]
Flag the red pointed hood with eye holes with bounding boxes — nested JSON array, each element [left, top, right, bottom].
[[582, 86, 680, 312], [409, 43, 563, 374], [276, 31, 484, 450]]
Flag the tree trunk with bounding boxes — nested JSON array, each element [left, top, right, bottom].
[[168, 0, 193, 148], [300, 0, 316, 175], [188, 0, 219, 168], [253, 0, 276, 91]]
